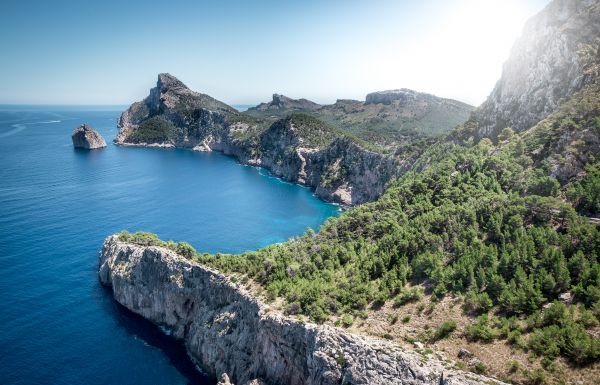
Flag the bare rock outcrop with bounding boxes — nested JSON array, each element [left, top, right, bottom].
[[99, 235, 507, 385], [71, 124, 107, 149], [471, 0, 600, 139]]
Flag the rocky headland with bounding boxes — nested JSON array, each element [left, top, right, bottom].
[[102, 0, 600, 384], [71, 124, 107, 149], [99, 235, 506, 385], [115, 74, 470, 205]]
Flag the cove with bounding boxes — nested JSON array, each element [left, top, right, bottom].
[[0, 106, 340, 385]]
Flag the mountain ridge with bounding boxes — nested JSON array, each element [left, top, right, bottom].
[[115, 74, 457, 204]]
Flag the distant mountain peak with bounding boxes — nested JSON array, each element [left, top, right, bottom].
[[365, 89, 421, 105], [249, 94, 321, 111], [157, 73, 189, 91]]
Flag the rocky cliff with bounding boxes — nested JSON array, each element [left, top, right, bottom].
[[248, 94, 321, 112], [115, 74, 417, 205], [71, 124, 106, 149], [99, 235, 506, 385], [471, 0, 600, 140]]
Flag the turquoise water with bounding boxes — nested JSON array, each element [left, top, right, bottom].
[[0, 106, 339, 384]]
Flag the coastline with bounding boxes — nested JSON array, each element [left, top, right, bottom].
[[99, 235, 507, 385], [113, 140, 355, 208]]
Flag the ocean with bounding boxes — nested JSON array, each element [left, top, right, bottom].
[[0, 106, 339, 384]]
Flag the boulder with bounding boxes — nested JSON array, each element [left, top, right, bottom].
[[458, 349, 474, 359], [71, 124, 107, 149], [217, 373, 233, 385]]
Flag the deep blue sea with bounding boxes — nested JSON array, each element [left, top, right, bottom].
[[0, 106, 339, 385]]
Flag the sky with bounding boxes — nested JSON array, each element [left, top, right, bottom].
[[0, 0, 550, 107]]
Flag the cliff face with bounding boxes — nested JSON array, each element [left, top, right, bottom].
[[471, 0, 600, 139], [99, 235, 505, 385], [116, 74, 410, 205]]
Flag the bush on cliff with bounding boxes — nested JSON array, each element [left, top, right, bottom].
[[126, 116, 176, 143]]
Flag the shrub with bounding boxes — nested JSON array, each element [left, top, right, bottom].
[[473, 361, 487, 374], [341, 314, 353, 328], [528, 321, 600, 365], [432, 320, 457, 341], [465, 315, 498, 342], [176, 242, 196, 258], [567, 163, 600, 215], [580, 307, 599, 327], [525, 368, 547, 385], [394, 287, 423, 306], [464, 291, 493, 314]]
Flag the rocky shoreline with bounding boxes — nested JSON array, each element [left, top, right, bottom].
[[113, 73, 431, 205], [114, 134, 400, 206], [99, 235, 507, 385]]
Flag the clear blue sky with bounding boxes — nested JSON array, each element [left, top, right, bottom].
[[0, 0, 549, 106]]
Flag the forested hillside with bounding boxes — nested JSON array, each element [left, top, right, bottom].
[[117, 0, 600, 383]]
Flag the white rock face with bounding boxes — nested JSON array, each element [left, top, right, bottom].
[[472, 0, 600, 138], [71, 124, 107, 149], [99, 236, 506, 385]]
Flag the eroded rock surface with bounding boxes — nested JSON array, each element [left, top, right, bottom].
[[99, 235, 507, 385], [471, 0, 600, 139], [71, 124, 106, 149]]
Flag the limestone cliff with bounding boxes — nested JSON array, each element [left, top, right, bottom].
[[471, 0, 600, 140], [116, 74, 415, 205], [99, 235, 506, 385]]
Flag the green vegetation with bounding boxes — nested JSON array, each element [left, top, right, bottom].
[[243, 96, 466, 150], [127, 116, 176, 143], [568, 162, 600, 216], [117, 231, 197, 257], [120, 133, 600, 362], [393, 287, 423, 307], [473, 361, 487, 374], [527, 302, 600, 365], [463, 290, 493, 314], [119, 77, 600, 366], [432, 320, 457, 341], [280, 113, 341, 148], [341, 314, 353, 328], [465, 315, 498, 342]]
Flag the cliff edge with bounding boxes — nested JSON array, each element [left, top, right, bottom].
[[99, 235, 506, 385]]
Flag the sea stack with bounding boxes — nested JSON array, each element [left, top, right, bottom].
[[71, 124, 107, 149]]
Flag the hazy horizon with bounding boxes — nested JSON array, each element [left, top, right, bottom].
[[1, 0, 549, 107]]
